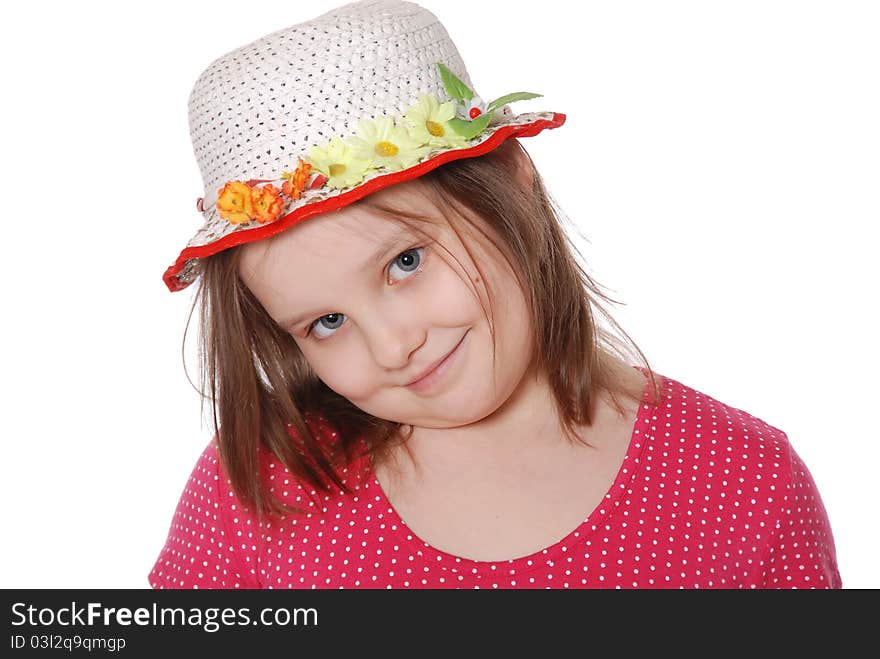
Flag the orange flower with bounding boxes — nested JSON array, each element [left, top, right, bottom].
[[281, 159, 313, 200], [251, 183, 285, 224], [216, 181, 254, 224]]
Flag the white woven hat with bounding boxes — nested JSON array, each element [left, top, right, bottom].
[[163, 0, 565, 292]]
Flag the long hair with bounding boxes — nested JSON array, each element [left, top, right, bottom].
[[184, 139, 667, 522]]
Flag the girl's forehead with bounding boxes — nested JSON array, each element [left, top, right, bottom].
[[239, 190, 445, 286], [265, 205, 418, 262]]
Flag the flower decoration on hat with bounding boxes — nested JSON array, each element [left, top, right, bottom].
[[213, 63, 542, 226], [281, 159, 314, 200], [404, 94, 469, 149], [458, 95, 487, 121], [308, 138, 371, 190], [347, 115, 430, 170], [251, 184, 285, 224], [216, 181, 256, 225]]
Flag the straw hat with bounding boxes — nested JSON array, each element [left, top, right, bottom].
[[162, 0, 565, 292]]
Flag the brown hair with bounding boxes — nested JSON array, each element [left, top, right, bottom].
[[184, 139, 667, 523]]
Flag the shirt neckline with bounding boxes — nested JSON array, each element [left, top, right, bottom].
[[359, 366, 659, 576]]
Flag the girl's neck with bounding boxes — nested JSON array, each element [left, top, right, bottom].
[[385, 363, 626, 482]]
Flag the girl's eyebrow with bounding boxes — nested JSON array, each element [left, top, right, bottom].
[[279, 227, 416, 331]]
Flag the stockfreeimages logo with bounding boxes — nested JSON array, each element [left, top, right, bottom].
[[10, 601, 318, 633]]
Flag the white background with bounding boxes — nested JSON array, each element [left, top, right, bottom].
[[1, 0, 876, 588]]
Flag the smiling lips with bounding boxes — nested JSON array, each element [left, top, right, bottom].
[[405, 331, 468, 390]]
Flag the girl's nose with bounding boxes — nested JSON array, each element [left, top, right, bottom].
[[360, 311, 426, 371]]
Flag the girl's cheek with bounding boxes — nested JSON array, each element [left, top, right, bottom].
[[424, 263, 483, 321], [305, 342, 377, 398]]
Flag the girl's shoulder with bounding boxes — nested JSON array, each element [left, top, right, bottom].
[[637, 371, 840, 588], [259, 413, 373, 502], [188, 413, 370, 516], [645, 372, 830, 526], [651, 372, 797, 462]]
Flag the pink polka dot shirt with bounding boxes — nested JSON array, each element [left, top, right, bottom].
[[149, 372, 841, 589]]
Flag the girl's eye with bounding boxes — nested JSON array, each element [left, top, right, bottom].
[[388, 247, 425, 279], [306, 247, 426, 340]]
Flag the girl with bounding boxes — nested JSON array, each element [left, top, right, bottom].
[[150, 0, 840, 589]]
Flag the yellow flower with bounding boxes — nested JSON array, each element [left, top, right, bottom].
[[307, 137, 373, 190], [216, 181, 254, 224], [403, 94, 469, 149], [347, 116, 429, 172]]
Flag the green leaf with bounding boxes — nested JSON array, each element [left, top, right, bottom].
[[437, 62, 474, 102], [448, 114, 492, 140], [487, 92, 542, 115]]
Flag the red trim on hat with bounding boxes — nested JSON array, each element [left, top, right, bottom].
[[163, 112, 566, 292]]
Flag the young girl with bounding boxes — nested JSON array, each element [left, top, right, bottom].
[[149, 0, 841, 589]]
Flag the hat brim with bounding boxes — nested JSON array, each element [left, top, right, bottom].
[[163, 111, 566, 292]]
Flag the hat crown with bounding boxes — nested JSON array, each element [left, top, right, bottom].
[[188, 0, 473, 208]]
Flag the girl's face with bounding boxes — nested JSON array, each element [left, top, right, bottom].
[[238, 180, 536, 430]]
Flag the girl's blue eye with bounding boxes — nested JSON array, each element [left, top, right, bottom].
[[388, 247, 425, 279], [307, 246, 426, 340]]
